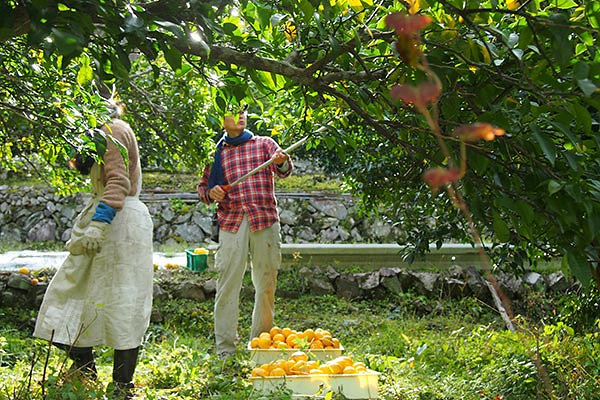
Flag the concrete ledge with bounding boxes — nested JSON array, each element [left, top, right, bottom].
[[0, 243, 483, 272]]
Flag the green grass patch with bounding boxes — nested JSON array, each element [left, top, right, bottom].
[[1, 269, 599, 399]]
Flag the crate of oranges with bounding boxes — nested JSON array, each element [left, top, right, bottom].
[[248, 326, 343, 365], [249, 351, 379, 399]]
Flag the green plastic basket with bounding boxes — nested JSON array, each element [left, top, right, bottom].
[[185, 249, 208, 272]]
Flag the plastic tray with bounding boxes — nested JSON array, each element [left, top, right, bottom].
[[250, 369, 380, 399]]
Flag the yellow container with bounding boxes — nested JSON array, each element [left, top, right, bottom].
[[250, 369, 380, 399]]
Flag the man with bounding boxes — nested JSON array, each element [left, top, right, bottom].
[[197, 103, 293, 359], [34, 101, 154, 399]]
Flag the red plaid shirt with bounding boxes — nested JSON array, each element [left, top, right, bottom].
[[197, 136, 293, 232]]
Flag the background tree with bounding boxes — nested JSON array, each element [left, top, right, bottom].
[[1, 0, 599, 289]]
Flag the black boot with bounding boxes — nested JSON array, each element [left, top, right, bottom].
[[111, 347, 140, 399], [54, 342, 97, 380]]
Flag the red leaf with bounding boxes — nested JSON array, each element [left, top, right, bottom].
[[422, 167, 460, 192], [453, 122, 505, 142], [390, 81, 440, 110], [385, 13, 431, 35]]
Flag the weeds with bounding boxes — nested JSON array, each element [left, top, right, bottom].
[[1, 268, 599, 399]]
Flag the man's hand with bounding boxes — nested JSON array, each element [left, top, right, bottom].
[[272, 149, 290, 165], [209, 185, 226, 202], [80, 220, 109, 255]]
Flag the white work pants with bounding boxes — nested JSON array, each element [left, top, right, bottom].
[[213, 215, 281, 355]]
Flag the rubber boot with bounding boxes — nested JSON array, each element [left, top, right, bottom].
[[111, 347, 140, 400], [54, 342, 97, 380]]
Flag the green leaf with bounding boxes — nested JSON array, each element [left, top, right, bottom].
[[547, 180, 563, 195], [163, 45, 182, 71], [299, 0, 315, 23], [569, 103, 592, 135], [154, 20, 185, 39], [566, 250, 592, 290], [577, 78, 597, 97], [222, 23, 238, 35], [514, 200, 535, 225], [493, 212, 510, 242], [124, 13, 145, 33], [554, 0, 578, 8], [588, 180, 600, 201], [587, 1, 600, 28], [562, 151, 580, 171], [76, 55, 93, 85], [531, 124, 555, 166]]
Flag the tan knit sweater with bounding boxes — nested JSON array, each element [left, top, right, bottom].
[[99, 118, 141, 211]]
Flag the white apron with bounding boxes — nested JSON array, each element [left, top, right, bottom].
[[33, 164, 154, 350]]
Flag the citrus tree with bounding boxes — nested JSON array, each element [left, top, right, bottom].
[[1, 0, 599, 289]]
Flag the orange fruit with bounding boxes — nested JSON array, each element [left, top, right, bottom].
[[331, 338, 341, 348], [321, 336, 334, 347], [303, 328, 315, 341], [19, 267, 29, 274], [257, 336, 271, 349], [285, 333, 299, 347], [305, 360, 320, 371], [272, 333, 285, 343], [309, 339, 324, 349], [250, 337, 259, 348], [319, 364, 335, 374], [251, 367, 268, 377], [309, 368, 325, 374], [281, 327, 293, 338], [290, 351, 308, 362], [30, 278, 39, 286], [289, 360, 307, 374], [269, 326, 282, 337], [334, 356, 353, 368], [326, 362, 343, 374], [343, 366, 357, 374], [269, 367, 286, 377]]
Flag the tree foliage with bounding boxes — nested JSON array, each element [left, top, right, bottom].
[[1, 0, 599, 288]]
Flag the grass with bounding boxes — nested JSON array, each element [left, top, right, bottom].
[[1, 267, 599, 400]]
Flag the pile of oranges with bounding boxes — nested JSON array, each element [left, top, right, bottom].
[[251, 351, 368, 377], [249, 327, 342, 350]]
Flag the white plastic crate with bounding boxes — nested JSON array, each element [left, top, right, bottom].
[[249, 369, 380, 399]]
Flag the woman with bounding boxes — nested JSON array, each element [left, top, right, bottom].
[[33, 101, 154, 399]]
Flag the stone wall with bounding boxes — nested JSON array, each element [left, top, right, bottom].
[[0, 264, 574, 315], [0, 185, 402, 246]]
